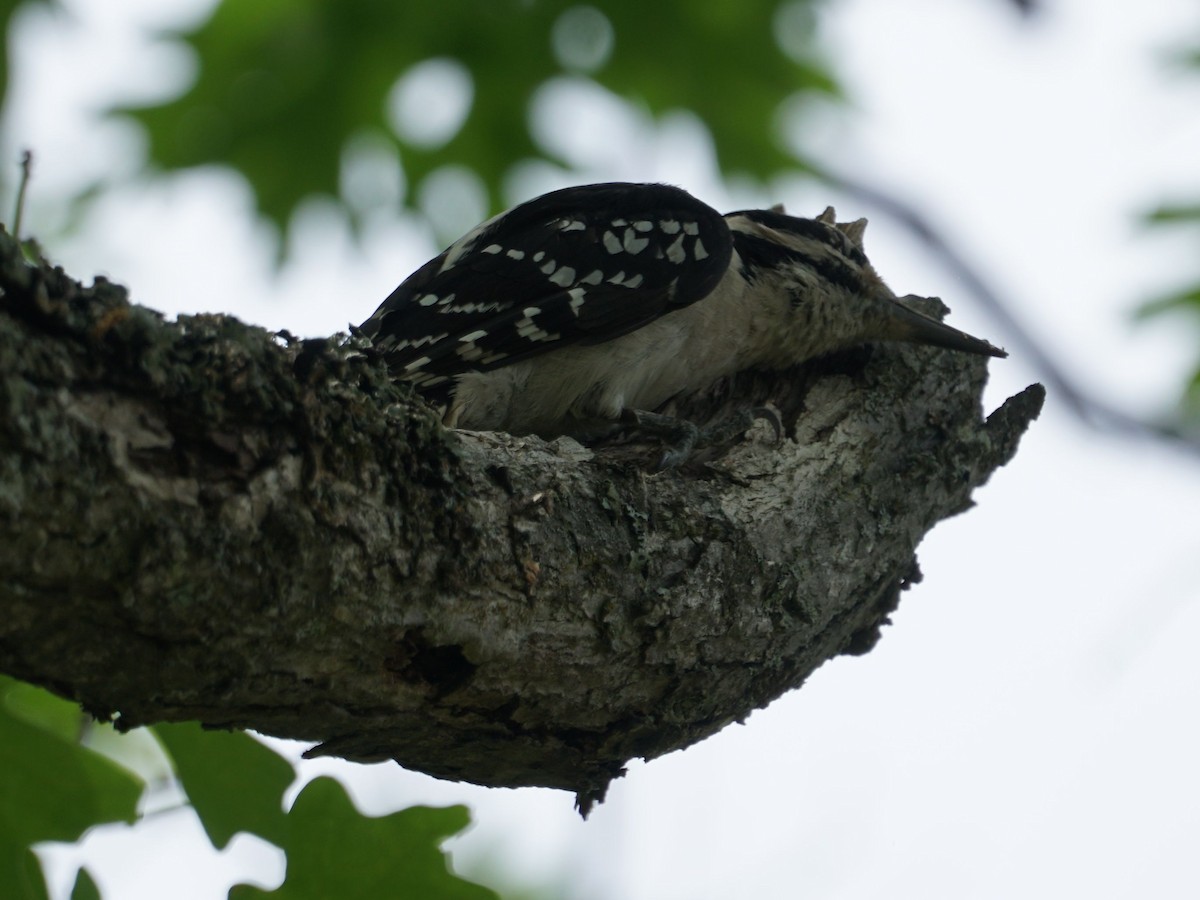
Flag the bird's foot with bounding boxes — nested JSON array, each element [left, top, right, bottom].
[[623, 406, 781, 470]]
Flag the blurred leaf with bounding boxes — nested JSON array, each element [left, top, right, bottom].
[[1186, 365, 1200, 409], [1139, 193, 1200, 414], [115, 0, 835, 236], [597, 2, 836, 174], [1162, 40, 1200, 71], [69, 867, 101, 900], [1, 678, 87, 743], [0, 678, 142, 899], [3, 680, 172, 785], [153, 722, 294, 849], [229, 776, 497, 900], [0, 679, 143, 841], [0, 846, 49, 900], [1134, 285, 1200, 321], [1142, 203, 1200, 224]]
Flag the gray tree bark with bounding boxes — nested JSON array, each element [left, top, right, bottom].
[[0, 230, 1042, 813]]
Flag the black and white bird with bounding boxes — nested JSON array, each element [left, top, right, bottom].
[[359, 182, 1004, 449]]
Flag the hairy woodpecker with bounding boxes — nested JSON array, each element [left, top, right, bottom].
[[360, 182, 1004, 450]]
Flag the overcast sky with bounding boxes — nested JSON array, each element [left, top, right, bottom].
[[15, 0, 1200, 898]]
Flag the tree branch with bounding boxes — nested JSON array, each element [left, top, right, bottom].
[[0, 229, 1042, 814]]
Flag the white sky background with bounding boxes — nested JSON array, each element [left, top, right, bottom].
[[12, 0, 1200, 897]]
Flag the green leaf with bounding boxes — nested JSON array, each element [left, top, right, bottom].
[[69, 867, 101, 900], [0, 679, 142, 900], [1134, 284, 1200, 420], [1186, 364, 1200, 401], [1163, 44, 1200, 72], [229, 776, 498, 900], [1142, 202, 1200, 224], [596, 1, 836, 175], [0, 845, 49, 900], [0, 682, 143, 845], [1, 678, 87, 743], [115, 0, 837, 236], [1133, 285, 1200, 321], [153, 723, 294, 849]]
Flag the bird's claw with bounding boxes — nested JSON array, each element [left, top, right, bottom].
[[623, 406, 780, 470]]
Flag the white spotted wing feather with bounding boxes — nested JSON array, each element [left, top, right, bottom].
[[360, 182, 733, 405]]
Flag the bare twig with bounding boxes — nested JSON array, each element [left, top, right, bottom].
[[11, 150, 31, 240]]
